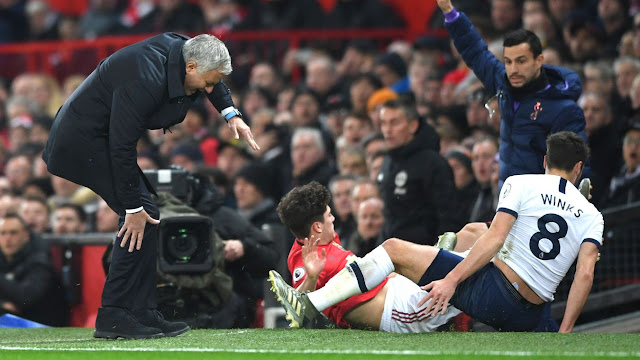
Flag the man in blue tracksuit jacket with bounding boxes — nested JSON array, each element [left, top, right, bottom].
[[432, 0, 591, 332], [439, 1, 588, 187]]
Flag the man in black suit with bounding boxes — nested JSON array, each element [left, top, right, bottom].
[[43, 33, 258, 339]]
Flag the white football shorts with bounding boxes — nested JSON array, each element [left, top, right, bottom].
[[379, 274, 461, 333]]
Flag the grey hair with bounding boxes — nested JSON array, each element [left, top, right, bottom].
[[182, 34, 232, 75], [584, 60, 614, 83], [328, 174, 357, 193], [578, 92, 611, 114], [292, 127, 325, 154], [613, 56, 640, 75], [6, 96, 40, 117], [307, 55, 336, 74], [351, 177, 379, 197]]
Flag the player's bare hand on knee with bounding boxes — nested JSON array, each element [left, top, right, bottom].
[[118, 210, 160, 252], [436, 0, 454, 13], [419, 277, 456, 317], [302, 235, 326, 279]]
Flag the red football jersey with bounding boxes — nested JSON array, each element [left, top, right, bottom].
[[287, 233, 387, 328]]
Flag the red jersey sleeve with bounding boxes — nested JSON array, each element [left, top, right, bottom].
[[286, 236, 388, 328]]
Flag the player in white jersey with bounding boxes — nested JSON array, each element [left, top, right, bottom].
[[493, 173, 602, 302], [269, 131, 602, 332]]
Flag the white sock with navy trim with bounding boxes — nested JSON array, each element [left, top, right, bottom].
[[306, 246, 395, 312], [360, 245, 395, 290]]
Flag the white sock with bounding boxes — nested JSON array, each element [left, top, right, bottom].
[[360, 245, 395, 289], [307, 246, 395, 312]]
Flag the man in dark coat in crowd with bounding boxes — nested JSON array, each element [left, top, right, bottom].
[[42, 32, 257, 339], [0, 213, 68, 327], [377, 99, 464, 245]]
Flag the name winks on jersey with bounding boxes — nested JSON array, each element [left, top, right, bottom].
[[540, 194, 583, 217]]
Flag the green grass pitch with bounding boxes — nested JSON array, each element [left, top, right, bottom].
[[0, 328, 638, 360]]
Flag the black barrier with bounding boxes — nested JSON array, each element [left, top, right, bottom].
[[40, 232, 116, 245]]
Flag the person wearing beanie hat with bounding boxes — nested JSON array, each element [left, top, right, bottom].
[[445, 149, 480, 222], [367, 88, 398, 114], [233, 162, 279, 229], [169, 142, 204, 173], [373, 52, 410, 94], [367, 88, 398, 131]]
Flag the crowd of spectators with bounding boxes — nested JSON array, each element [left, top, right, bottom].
[[0, 0, 406, 43], [1, 0, 640, 328]]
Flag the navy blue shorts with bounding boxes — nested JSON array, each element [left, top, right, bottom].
[[419, 249, 546, 332]]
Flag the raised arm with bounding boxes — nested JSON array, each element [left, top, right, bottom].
[[296, 236, 327, 292], [436, 0, 505, 94]]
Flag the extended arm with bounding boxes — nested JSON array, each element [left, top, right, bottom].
[[206, 81, 259, 150], [559, 242, 599, 332], [419, 211, 516, 315], [437, 0, 505, 94]]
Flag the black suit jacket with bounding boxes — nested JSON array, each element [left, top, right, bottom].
[[43, 33, 234, 213]]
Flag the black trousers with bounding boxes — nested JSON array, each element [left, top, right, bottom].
[[101, 176, 159, 310]]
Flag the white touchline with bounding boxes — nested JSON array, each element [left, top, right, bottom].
[[0, 347, 638, 358]]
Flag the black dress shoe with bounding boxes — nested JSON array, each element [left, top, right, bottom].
[[94, 307, 164, 339], [132, 309, 190, 337]]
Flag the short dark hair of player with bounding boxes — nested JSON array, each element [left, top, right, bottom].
[[277, 181, 331, 239], [503, 29, 543, 58], [546, 131, 590, 173], [57, 203, 87, 224], [381, 98, 419, 123]]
